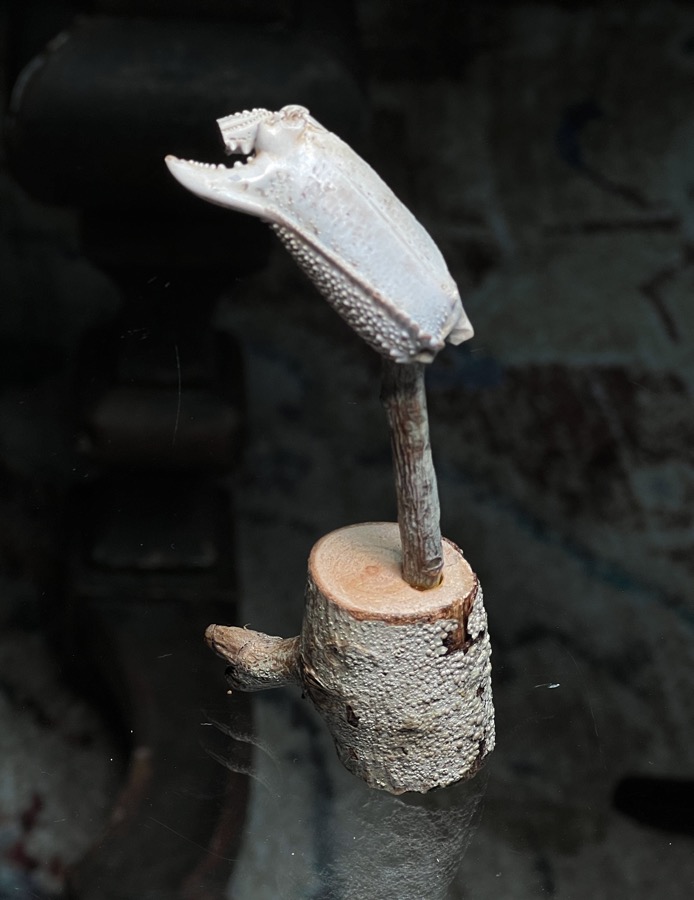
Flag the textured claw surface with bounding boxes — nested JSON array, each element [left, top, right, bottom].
[[165, 105, 472, 362]]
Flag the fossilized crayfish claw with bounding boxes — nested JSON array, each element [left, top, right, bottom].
[[166, 105, 473, 363]]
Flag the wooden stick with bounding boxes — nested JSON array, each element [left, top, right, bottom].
[[380, 360, 443, 589]]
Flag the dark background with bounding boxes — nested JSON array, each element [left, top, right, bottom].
[[1, 2, 692, 898]]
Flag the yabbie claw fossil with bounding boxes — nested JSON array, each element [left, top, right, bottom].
[[165, 105, 473, 363]]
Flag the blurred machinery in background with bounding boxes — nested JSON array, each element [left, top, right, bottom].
[[5, 1, 364, 895]]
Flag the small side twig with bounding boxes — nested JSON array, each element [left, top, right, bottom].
[[381, 359, 443, 590], [205, 625, 301, 691]]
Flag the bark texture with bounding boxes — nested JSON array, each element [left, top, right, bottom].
[[205, 523, 494, 794], [300, 522, 494, 794], [205, 626, 301, 691], [381, 360, 443, 589]]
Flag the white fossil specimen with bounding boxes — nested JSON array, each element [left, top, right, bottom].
[[165, 105, 473, 363]]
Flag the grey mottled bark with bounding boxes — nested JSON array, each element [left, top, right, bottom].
[[205, 524, 494, 794]]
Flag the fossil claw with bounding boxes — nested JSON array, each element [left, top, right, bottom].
[[166, 105, 473, 363]]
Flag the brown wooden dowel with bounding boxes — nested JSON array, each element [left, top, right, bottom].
[[380, 359, 443, 589]]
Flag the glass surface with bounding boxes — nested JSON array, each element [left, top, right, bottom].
[[202, 610, 693, 900], [2, 4, 693, 898]]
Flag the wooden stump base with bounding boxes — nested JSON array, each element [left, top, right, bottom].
[[206, 522, 494, 794]]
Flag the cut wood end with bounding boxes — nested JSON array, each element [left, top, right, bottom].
[[309, 521, 476, 623]]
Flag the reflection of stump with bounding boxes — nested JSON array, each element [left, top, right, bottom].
[[207, 522, 494, 795], [329, 773, 488, 900]]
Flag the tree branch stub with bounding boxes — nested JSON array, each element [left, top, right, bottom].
[[204, 523, 494, 794]]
